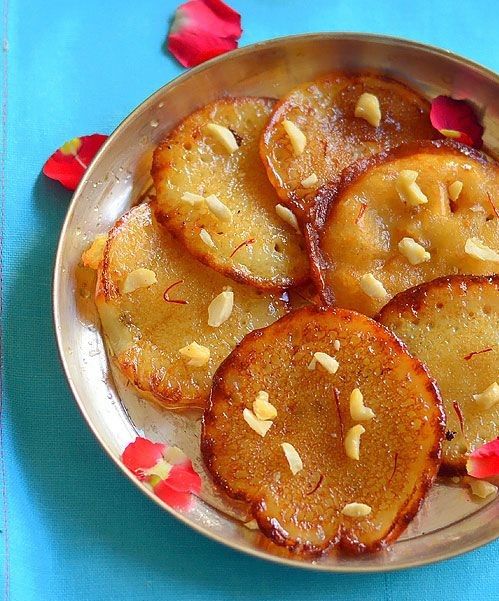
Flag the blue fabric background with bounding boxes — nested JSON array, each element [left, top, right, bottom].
[[1, 1, 498, 599]]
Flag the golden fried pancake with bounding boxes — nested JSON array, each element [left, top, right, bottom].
[[202, 306, 444, 554], [377, 275, 499, 473], [260, 72, 438, 216], [310, 140, 499, 316], [152, 97, 309, 291], [96, 203, 287, 410]]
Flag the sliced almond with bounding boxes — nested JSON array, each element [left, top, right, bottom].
[[208, 290, 234, 327], [360, 273, 387, 299], [206, 194, 232, 222], [206, 123, 239, 154], [464, 237, 499, 262], [344, 424, 366, 460], [144, 458, 172, 480], [398, 237, 431, 265], [307, 352, 339, 374], [349, 388, 375, 421], [81, 234, 107, 270], [181, 191, 205, 206], [300, 173, 318, 188], [281, 442, 303, 475], [464, 476, 498, 499], [122, 268, 157, 294], [448, 180, 463, 202], [179, 341, 210, 367], [282, 119, 307, 156], [333, 339, 341, 351], [395, 170, 428, 207], [253, 391, 277, 420], [199, 228, 216, 248], [243, 408, 273, 437], [472, 381, 499, 410], [341, 502, 372, 517], [275, 204, 300, 233], [354, 92, 382, 127], [163, 446, 188, 465]]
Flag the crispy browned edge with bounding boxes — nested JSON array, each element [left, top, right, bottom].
[[304, 139, 499, 307], [96, 203, 206, 411], [201, 305, 445, 556], [259, 70, 437, 220], [151, 95, 309, 292], [375, 274, 499, 475]]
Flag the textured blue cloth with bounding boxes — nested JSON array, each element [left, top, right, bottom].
[[1, 1, 498, 599]]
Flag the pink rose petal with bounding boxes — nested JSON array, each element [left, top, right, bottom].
[[153, 480, 194, 510], [430, 96, 483, 148], [467, 438, 499, 478], [122, 437, 166, 476], [167, 0, 242, 68]]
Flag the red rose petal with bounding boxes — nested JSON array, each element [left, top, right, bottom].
[[167, 463, 202, 494], [430, 96, 483, 148], [42, 133, 108, 191], [167, 0, 242, 68], [121, 437, 166, 476], [467, 438, 499, 478], [153, 480, 194, 510]]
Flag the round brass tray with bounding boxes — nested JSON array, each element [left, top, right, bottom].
[[53, 33, 499, 572]]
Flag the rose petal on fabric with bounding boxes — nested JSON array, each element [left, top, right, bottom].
[[166, 463, 202, 494], [153, 480, 194, 510], [167, 0, 242, 68], [42, 133, 108, 190], [430, 96, 483, 148], [467, 438, 499, 478], [121, 437, 166, 476]]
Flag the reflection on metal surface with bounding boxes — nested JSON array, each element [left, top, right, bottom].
[[54, 33, 499, 572]]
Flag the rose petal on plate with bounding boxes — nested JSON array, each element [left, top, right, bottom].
[[467, 438, 499, 478], [153, 480, 195, 510], [167, 0, 242, 68], [121, 437, 166, 476], [42, 133, 108, 190], [430, 96, 483, 148], [166, 463, 202, 494]]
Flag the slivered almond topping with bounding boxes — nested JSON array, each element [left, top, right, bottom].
[[199, 228, 216, 248], [282, 119, 307, 156], [81, 234, 107, 270], [395, 170, 428, 206], [354, 92, 382, 127], [360, 273, 387, 299], [464, 476, 498, 499], [208, 290, 234, 327], [349, 388, 375, 421], [448, 180, 463, 201], [398, 237, 431, 265], [472, 381, 499, 410], [206, 123, 239, 154], [301, 173, 318, 188], [281, 442, 303, 475], [243, 408, 273, 437], [122, 268, 157, 294], [341, 502, 372, 517], [181, 191, 205, 206], [333, 339, 341, 351], [275, 204, 300, 233], [307, 352, 339, 374], [344, 424, 366, 460], [464, 237, 499, 262], [179, 341, 210, 367], [253, 390, 277, 420], [206, 194, 232, 222]]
